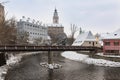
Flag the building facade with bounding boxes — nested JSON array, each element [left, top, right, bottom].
[[48, 8, 64, 35], [0, 3, 4, 22], [17, 17, 48, 43], [72, 31, 101, 47], [103, 29, 120, 55], [103, 39, 120, 55], [48, 25, 64, 35]]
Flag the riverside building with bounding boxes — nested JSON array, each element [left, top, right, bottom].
[[17, 16, 48, 43], [72, 31, 101, 47], [103, 29, 120, 55]]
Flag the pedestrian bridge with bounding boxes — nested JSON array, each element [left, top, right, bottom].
[[0, 45, 101, 52], [0, 45, 102, 66]]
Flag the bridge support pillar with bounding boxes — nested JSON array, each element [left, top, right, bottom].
[[90, 49, 98, 57], [48, 51, 53, 64], [48, 51, 54, 80], [0, 52, 6, 66], [48, 68, 54, 80]]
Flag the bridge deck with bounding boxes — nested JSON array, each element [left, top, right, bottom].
[[0, 45, 101, 52]]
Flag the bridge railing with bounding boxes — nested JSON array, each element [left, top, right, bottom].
[[0, 45, 102, 52]]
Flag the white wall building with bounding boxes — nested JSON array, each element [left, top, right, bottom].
[[72, 31, 101, 47], [17, 16, 48, 43]]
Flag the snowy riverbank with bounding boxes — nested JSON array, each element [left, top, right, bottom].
[[97, 53, 120, 58], [0, 65, 8, 80], [0, 52, 42, 80], [0, 54, 21, 80], [61, 51, 120, 67]]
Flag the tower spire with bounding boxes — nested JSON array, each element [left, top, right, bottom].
[[53, 8, 59, 24]]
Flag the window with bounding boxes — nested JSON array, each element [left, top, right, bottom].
[[27, 24, 29, 26], [105, 42, 110, 46], [89, 42, 91, 44], [96, 42, 97, 44], [114, 42, 119, 46]]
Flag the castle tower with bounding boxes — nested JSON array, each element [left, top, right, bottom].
[[53, 8, 59, 24], [48, 8, 66, 45]]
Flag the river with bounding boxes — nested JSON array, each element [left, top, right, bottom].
[[5, 52, 120, 80]]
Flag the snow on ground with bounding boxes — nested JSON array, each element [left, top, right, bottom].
[[0, 52, 41, 80], [6, 54, 22, 66], [6, 52, 41, 66], [0, 65, 8, 80], [0, 54, 22, 80], [97, 53, 120, 58], [61, 51, 120, 67], [61, 51, 89, 61]]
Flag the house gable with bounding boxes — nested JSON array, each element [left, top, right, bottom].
[[72, 31, 97, 46]]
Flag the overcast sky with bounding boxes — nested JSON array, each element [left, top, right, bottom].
[[1, 0, 120, 36]]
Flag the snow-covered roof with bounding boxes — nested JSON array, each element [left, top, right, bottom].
[[103, 28, 120, 39], [72, 31, 96, 46], [114, 28, 120, 34], [99, 33, 110, 40]]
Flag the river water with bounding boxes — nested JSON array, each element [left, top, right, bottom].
[[5, 52, 120, 80]]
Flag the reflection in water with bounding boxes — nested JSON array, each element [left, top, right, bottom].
[[59, 59, 105, 80], [47, 59, 120, 80], [104, 67, 120, 80], [5, 53, 120, 80], [47, 61, 103, 80], [48, 69, 53, 80]]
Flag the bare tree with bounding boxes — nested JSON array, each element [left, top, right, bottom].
[[0, 17, 17, 44], [33, 37, 43, 45], [70, 24, 77, 44], [79, 27, 84, 34], [56, 33, 67, 45], [16, 31, 29, 45], [48, 33, 57, 44]]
